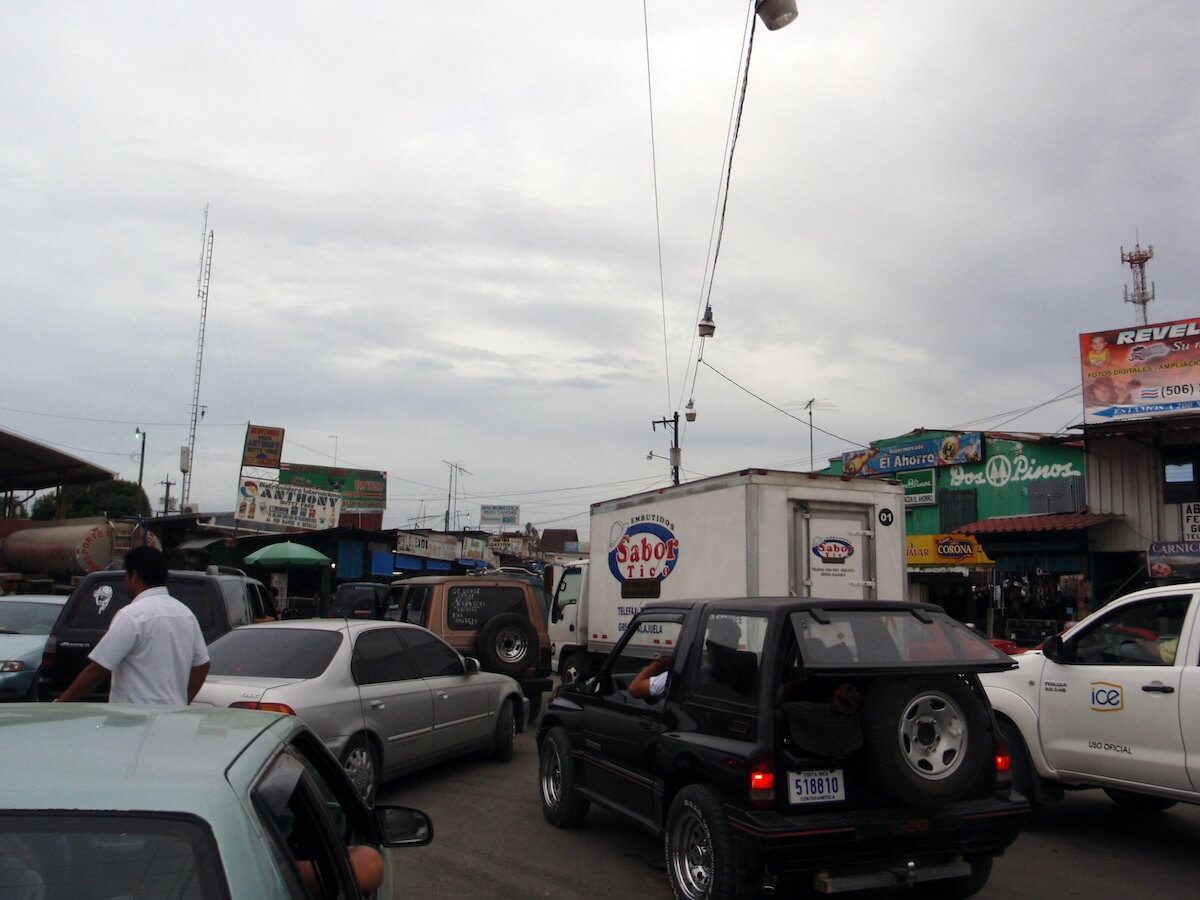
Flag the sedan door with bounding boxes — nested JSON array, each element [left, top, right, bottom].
[[352, 627, 434, 774], [398, 627, 494, 755]]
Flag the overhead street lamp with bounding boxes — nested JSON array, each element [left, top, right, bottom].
[[756, 0, 799, 30]]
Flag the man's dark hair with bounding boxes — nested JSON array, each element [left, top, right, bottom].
[[124, 545, 168, 587]]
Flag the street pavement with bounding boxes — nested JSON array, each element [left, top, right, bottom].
[[381, 724, 1200, 899]]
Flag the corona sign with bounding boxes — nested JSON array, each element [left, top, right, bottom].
[[608, 520, 680, 582]]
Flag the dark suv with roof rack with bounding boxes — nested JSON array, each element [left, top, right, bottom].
[[38, 566, 273, 701]]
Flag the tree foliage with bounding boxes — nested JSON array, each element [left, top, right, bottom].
[[30, 480, 151, 520]]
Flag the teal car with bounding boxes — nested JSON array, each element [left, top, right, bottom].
[[0, 595, 65, 701], [0, 704, 432, 899]]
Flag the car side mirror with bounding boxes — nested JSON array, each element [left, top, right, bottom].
[[1042, 634, 1065, 663], [462, 656, 480, 675], [376, 805, 433, 847]]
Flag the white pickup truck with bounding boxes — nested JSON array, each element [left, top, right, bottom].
[[982, 581, 1199, 812]]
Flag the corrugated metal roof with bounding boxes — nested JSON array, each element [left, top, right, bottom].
[[957, 511, 1115, 534]]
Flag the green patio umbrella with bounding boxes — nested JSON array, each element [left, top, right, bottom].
[[243, 541, 331, 568]]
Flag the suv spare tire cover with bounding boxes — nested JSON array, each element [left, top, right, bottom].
[[477, 613, 538, 676], [860, 675, 989, 807]]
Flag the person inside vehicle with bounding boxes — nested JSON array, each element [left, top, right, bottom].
[[629, 653, 673, 699], [296, 845, 384, 899]]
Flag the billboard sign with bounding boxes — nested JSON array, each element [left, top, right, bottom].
[[480, 504, 520, 527], [1081, 317, 1200, 425], [842, 432, 983, 476], [242, 425, 285, 468], [279, 463, 387, 511], [900, 470, 936, 506], [234, 478, 341, 530], [906, 534, 994, 567]]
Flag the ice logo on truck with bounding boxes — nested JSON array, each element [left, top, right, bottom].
[[609, 520, 680, 582], [812, 538, 854, 565]]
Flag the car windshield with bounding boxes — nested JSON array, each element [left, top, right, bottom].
[[0, 602, 60, 635], [0, 812, 224, 900], [790, 607, 1015, 671], [208, 628, 342, 678]]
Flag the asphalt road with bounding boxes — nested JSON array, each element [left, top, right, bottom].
[[380, 727, 1200, 899]]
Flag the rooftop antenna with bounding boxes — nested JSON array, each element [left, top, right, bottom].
[[1121, 234, 1155, 326], [182, 205, 214, 509]]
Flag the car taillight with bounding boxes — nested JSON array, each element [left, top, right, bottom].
[[40, 635, 56, 672], [231, 701, 297, 716], [749, 753, 776, 810], [994, 735, 1013, 793]]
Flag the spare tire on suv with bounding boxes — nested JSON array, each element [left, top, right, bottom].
[[478, 613, 539, 676], [860, 675, 990, 806]]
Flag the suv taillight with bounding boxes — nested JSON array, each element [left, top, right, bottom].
[[994, 734, 1013, 794], [749, 753, 776, 810], [40, 635, 56, 673]]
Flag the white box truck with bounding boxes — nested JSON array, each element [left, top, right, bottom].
[[549, 468, 906, 681]]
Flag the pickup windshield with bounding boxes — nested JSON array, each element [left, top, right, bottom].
[[790, 607, 1015, 671]]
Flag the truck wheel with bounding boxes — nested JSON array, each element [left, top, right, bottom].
[[539, 727, 590, 827], [491, 698, 515, 762], [862, 676, 988, 806], [559, 651, 582, 684], [1102, 788, 1178, 813], [478, 614, 538, 676], [340, 735, 379, 806], [915, 855, 993, 899], [664, 785, 739, 900], [996, 718, 1040, 811]]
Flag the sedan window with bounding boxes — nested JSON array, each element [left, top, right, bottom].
[[0, 812, 226, 900], [353, 628, 418, 684], [208, 629, 342, 678], [398, 628, 464, 678]]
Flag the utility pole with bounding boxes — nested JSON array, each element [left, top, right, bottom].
[[159, 475, 176, 517], [651, 412, 681, 485], [442, 461, 471, 531], [803, 399, 816, 472], [183, 205, 214, 509]]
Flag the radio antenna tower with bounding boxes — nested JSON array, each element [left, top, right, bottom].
[[1121, 236, 1155, 326], [182, 206, 214, 510]]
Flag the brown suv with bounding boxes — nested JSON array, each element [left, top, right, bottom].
[[389, 575, 553, 718]]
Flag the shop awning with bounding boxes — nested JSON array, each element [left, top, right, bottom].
[[957, 511, 1115, 535]]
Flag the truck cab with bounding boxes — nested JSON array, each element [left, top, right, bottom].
[[983, 581, 1200, 811]]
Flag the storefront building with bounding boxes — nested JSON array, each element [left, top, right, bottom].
[[833, 429, 1092, 641]]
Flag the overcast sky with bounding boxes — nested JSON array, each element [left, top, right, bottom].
[[3, 1, 1197, 540]]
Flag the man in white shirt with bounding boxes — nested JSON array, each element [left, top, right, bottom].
[[56, 546, 210, 705]]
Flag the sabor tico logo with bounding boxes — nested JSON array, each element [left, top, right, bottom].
[[609, 521, 680, 582]]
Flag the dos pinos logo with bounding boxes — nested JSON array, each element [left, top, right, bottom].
[[608, 516, 680, 582]]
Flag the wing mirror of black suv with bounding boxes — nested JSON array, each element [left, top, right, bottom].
[[1042, 634, 1065, 663]]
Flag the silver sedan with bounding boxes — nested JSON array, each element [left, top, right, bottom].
[[194, 619, 528, 803]]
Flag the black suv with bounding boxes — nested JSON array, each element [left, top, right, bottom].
[[537, 598, 1029, 899], [330, 582, 393, 619], [38, 566, 274, 701]]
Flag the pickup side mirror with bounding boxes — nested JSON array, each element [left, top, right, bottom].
[[1042, 634, 1065, 663]]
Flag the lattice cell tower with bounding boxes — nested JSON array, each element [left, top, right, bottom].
[[1121, 239, 1155, 326]]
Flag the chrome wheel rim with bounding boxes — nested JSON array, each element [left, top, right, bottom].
[[496, 627, 529, 664], [898, 690, 966, 779], [343, 745, 376, 803], [667, 806, 712, 900], [540, 742, 563, 809]]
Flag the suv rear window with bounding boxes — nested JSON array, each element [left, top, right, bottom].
[[790, 608, 1014, 670], [446, 585, 525, 630], [65, 578, 216, 631]]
